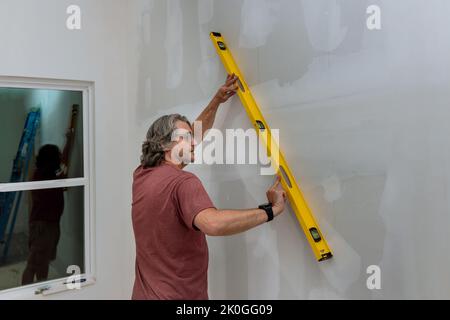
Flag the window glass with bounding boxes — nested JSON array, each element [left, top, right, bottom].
[[0, 186, 85, 291], [0, 88, 83, 184]]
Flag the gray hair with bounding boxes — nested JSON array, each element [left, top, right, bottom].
[[141, 114, 191, 168]]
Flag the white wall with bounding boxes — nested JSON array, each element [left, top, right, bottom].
[[126, 0, 450, 299], [0, 0, 134, 299]]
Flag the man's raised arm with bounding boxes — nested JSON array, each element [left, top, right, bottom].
[[194, 74, 238, 142]]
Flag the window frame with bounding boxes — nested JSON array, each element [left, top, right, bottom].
[[0, 76, 96, 298]]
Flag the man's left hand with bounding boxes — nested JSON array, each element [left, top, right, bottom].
[[213, 73, 239, 103]]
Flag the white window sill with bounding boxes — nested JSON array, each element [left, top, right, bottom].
[[0, 274, 96, 299]]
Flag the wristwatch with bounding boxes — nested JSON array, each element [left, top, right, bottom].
[[259, 203, 274, 222]]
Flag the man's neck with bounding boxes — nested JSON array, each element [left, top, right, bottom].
[[163, 160, 183, 170]]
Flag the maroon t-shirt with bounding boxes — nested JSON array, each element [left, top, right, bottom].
[[131, 163, 215, 300], [29, 169, 64, 223]]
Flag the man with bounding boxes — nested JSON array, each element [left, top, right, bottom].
[[131, 74, 287, 300], [22, 146, 66, 284], [22, 125, 75, 285]]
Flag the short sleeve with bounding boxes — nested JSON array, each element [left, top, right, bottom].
[[174, 175, 215, 231]]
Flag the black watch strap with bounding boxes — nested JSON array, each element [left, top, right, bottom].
[[259, 203, 274, 222]]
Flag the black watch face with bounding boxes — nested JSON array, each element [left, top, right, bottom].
[[260, 203, 270, 209]]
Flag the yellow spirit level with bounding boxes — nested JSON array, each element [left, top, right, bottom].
[[210, 32, 333, 262]]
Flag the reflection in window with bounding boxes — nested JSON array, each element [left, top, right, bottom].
[[0, 86, 87, 293], [0, 187, 84, 291], [0, 88, 83, 184]]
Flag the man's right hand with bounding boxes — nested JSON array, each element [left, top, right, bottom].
[[266, 176, 287, 216]]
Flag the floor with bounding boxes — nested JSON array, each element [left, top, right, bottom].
[[0, 232, 59, 291]]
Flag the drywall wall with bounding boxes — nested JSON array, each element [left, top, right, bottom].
[[127, 0, 450, 299], [0, 0, 134, 298]]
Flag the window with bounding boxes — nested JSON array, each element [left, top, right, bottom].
[[0, 76, 95, 297]]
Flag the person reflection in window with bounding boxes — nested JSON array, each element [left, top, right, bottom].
[[22, 135, 72, 284]]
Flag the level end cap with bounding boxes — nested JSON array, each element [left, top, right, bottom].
[[318, 252, 333, 262], [211, 32, 222, 37]]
